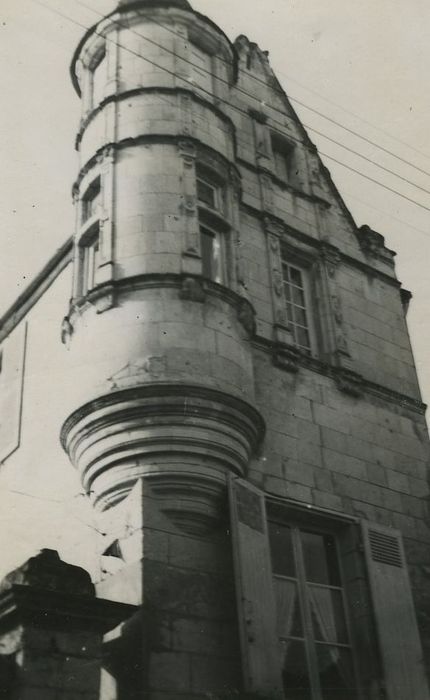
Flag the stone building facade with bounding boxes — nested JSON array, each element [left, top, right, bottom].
[[1, 0, 430, 698]]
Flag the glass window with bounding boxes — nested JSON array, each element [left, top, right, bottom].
[[268, 523, 357, 700], [197, 177, 218, 210], [82, 178, 101, 224], [200, 225, 223, 283], [281, 253, 316, 356], [197, 169, 226, 285], [81, 230, 100, 295], [272, 136, 294, 182]]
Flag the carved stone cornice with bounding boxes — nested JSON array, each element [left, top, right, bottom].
[[334, 367, 364, 398], [400, 288, 412, 315], [75, 86, 236, 151], [253, 334, 426, 414], [358, 225, 396, 268], [273, 344, 300, 373], [66, 273, 258, 341]]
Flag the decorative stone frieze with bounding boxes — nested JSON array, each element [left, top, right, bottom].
[[179, 276, 206, 302], [260, 173, 275, 213], [318, 241, 351, 364]]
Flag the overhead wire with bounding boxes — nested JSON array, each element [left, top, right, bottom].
[[74, 0, 430, 184], [75, 0, 430, 183], [30, 0, 430, 216], [279, 70, 430, 164]]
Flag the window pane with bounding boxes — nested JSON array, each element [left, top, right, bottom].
[[212, 235, 222, 283], [292, 285, 305, 306], [268, 522, 296, 577], [197, 178, 216, 209], [82, 179, 101, 223], [295, 307, 308, 327], [296, 326, 311, 350], [316, 645, 357, 700], [289, 267, 303, 287], [301, 531, 341, 586], [274, 578, 303, 639], [309, 587, 348, 644], [200, 227, 214, 279], [280, 640, 312, 700]]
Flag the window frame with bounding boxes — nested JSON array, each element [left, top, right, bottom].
[[268, 513, 359, 700], [280, 249, 318, 357], [271, 133, 295, 183], [196, 166, 228, 285], [79, 225, 100, 297], [81, 176, 101, 226]]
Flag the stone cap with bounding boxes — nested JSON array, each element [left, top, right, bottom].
[[117, 0, 192, 10], [0, 549, 94, 597]]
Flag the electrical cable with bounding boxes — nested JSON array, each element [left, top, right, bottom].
[[29, 0, 430, 216], [73, 0, 430, 185], [74, 0, 430, 184]]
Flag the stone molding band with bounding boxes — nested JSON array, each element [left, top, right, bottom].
[[61, 384, 265, 525]]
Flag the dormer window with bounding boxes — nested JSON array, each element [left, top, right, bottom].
[[82, 178, 101, 224], [272, 134, 294, 183], [90, 47, 107, 109]]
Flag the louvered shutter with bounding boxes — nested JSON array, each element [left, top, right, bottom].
[[228, 476, 283, 697], [361, 520, 430, 700], [0, 323, 27, 461]]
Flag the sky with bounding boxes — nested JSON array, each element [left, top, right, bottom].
[[1, 0, 430, 410]]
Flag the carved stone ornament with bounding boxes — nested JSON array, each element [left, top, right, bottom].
[[237, 298, 256, 336], [334, 368, 364, 398], [320, 243, 341, 277], [273, 345, 300, 373], [183, 194, 196, 213], [331, 295, 343, 325], [263, 215, 284, 238], [61, 316, 74, 345], [179, 276, 206, 303], [269, 234, 280, 254], [336, 332, 349, 355], [273, 272, 283, 297], [177, 139, 196, 168], [359, 224, 385, 256]]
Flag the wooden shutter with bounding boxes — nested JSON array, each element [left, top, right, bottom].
[[361, 520, 430, 700], [0, 323, 27, 462], [228, 476, 283, 698]]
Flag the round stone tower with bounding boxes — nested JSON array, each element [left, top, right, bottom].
[[60, 4, 265, 694], [61, 0, 264, 542]]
